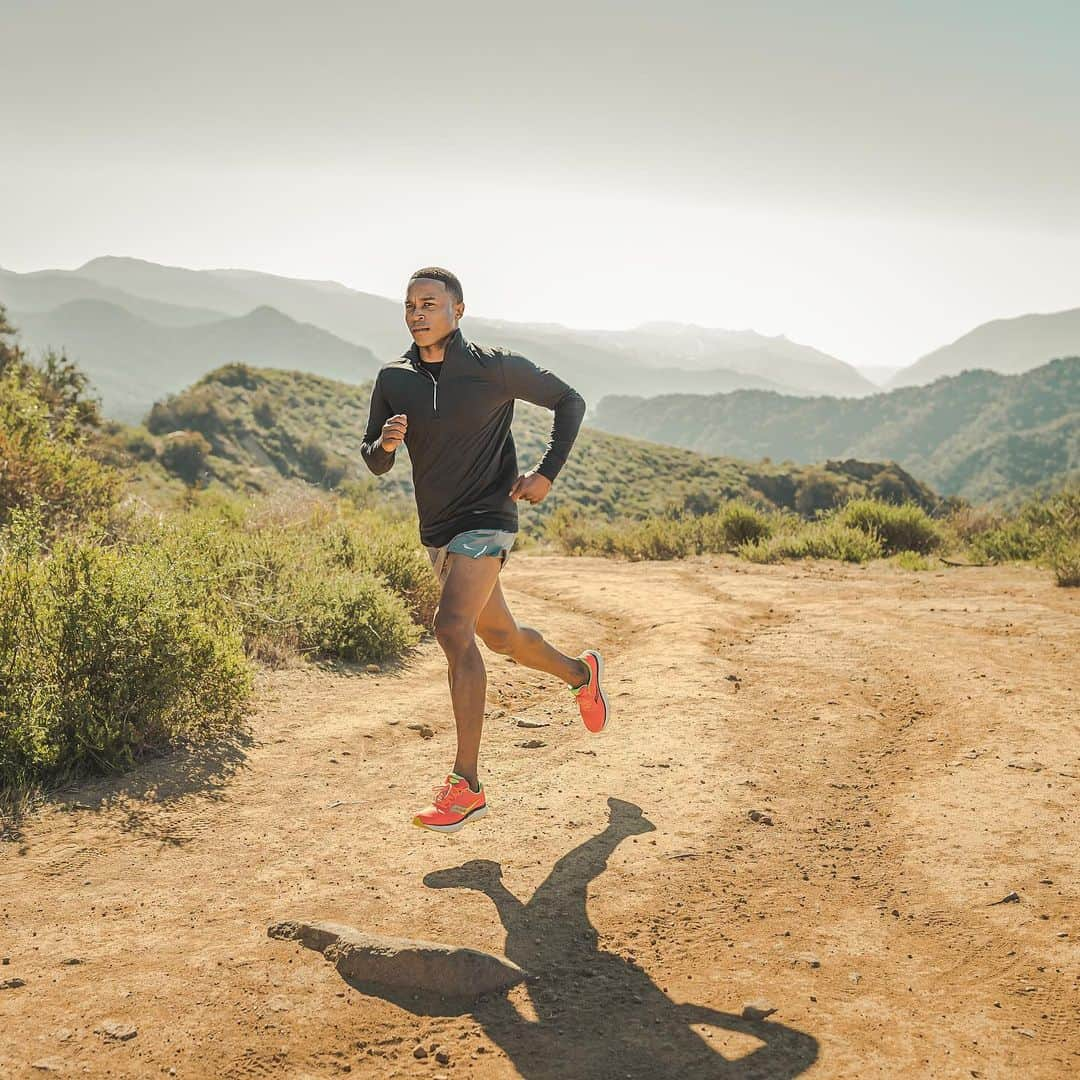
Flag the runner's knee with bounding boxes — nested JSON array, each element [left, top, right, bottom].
[[433, 610, 476, 655]]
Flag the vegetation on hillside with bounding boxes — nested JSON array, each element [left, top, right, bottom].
[[591, 358, 1080, 504], [137, 363, 944, 528], [546, 487, 1078, 585], [0, 309, 438, 801]]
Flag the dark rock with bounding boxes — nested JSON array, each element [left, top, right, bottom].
[[268, 920, 527, 997], [0, 978, 25, 989], [406, 724, 435, 739], [413, 1045, 428, 1060], [748, 810, 774, 826]]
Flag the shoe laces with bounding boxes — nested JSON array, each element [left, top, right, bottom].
[[430, 780, 456, 806]]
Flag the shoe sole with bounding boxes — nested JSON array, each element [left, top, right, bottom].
[[582, 649, 610, 733], [412, 804, 488, 834]]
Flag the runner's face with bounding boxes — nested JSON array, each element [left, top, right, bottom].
[[405, 279, 463, 346]]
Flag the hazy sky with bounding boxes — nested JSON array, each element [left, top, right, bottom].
[[3, 0, 1078, 368]]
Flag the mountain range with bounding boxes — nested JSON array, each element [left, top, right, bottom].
[[1, 256, 878, 419], [591, 358, 1080, 503]]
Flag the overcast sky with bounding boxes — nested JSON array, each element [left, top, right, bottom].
[[3, 0, 1078, 368]]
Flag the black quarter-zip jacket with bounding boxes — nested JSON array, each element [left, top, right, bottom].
[[360, 328, 586, 547]]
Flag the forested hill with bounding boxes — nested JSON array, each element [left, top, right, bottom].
[[590, 358, 1079, 504], [134, 364, 942, 526]]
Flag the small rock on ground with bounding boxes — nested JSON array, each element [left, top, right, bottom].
[[748, 810, 774, 826], [742, 999, 777, 1021], [95, 1020, 137, 1041]]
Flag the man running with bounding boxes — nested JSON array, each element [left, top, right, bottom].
[[361, 267, 610, 833]]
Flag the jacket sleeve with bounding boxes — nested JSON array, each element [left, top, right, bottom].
[[360, 372, 396, 476], [500, 351, 586, 483]]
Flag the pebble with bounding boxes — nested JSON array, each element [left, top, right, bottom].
[[742, 999, 777, 1021], [406, 723, 435, 739], [516, 739, 547, 749], [515, 718, 549, 728], [748, 810, 774, 826], [365, 664, 380, 674], [413, 1045, 428, 1060], [0, 978, 26, 990], [95, 1020, 137, 1041], [435, 1050, 451, 1065], [793, 954, 821, 968]]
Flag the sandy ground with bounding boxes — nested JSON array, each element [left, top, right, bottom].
[[1, 554, 1077, 1079]]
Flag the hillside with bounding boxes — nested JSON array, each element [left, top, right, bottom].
[[10, 299, 380, 421], [141, 364, 941, 525], [891, 305, 1080, 387], [1, 257, 873, 404], [591, 358, 1080, 504]]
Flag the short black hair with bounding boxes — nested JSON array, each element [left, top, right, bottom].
[[408, 266, 463, 305]]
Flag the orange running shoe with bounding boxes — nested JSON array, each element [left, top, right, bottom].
[[569, 649, 609, 733], [412, 773, 488, 833]]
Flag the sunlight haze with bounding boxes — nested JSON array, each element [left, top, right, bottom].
[[3, 0, 1078, 368]]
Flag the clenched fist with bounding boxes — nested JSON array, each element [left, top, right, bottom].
[[509, 470, 552, 504], [379, 413, 408, 452]]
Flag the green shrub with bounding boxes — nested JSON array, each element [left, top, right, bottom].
[[122, 491, 432, 665], [837, 498, 942, 555], [0, 371, 122, 537], [969, 520, 1044, 563], [893, 550, 934, 571], [122, 425, 159, 462], [327, 511, 440, 625], [160, 430, 212, 485], [1049, 537, 1080, 587], [298, 437, 350, 489], [697, 502, 773, 551], [966, 488, 1079, 572], [295, 569, 420, 660], [0, 506, 252, 790], [251, 388, 277, 428], [740, 521, 883, 564]]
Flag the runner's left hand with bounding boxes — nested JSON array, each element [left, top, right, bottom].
[[509, 471, 552, 504]]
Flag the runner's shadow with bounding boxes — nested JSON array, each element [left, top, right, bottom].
[[373, 798, 818, 1078]]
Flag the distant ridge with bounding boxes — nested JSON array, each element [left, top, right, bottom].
[[591, 358, 1080, 503], [891, 306, 1080, 387]]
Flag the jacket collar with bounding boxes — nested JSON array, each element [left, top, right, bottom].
[[401, 326, 466, 370]]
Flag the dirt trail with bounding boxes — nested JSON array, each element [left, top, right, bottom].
[[1, 555, 1077, 1079]]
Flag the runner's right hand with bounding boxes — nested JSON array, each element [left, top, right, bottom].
[[379, 413, 408, 451]]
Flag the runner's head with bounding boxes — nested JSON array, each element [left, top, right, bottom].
[[406, 267, 465, 346]]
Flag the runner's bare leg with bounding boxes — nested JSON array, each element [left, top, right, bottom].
[[432, 553, 505, 790], [475, 578, 589, 687]]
